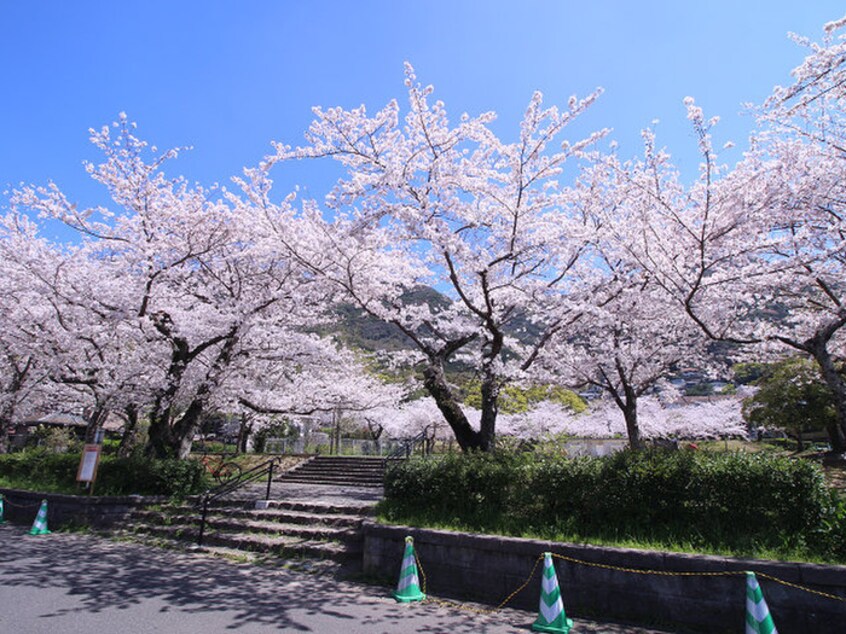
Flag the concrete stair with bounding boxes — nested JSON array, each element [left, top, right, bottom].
[[119, 496, 376, 568], [274, 456, 387, 488]]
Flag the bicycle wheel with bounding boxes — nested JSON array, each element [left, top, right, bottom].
[[213, 461, 242, 484]]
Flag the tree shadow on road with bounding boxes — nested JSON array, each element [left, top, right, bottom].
[[0, 526, 517, 632], [0, 525, 668, 633]]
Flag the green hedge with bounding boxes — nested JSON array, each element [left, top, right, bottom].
[[0, 449, 209, 498], [383, 449, 846, 561]]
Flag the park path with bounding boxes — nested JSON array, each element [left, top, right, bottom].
[[0, 524, 679, 633]]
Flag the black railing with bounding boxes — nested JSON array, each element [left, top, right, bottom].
[[387, 427, 432, 460], [196, 457, 279, 546]]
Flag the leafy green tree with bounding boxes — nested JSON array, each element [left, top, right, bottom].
[[742, 357, 838, 450], [463, 382, 586, 415]]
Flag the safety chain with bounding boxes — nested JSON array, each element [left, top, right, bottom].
[[549, 552, 846, 603], [0, 494, 42, 510], [756, 571, 846, 604], [409, 545, 846, 618], [413, 550, 544, 616]]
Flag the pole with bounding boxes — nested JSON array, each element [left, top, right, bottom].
[[265, 460, 274, 501], [197, 495, 209, 546]]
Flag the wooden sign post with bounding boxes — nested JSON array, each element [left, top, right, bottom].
[[76, 444, 102, 495]]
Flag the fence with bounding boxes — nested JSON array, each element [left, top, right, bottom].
[[263, 437, 410, 456]]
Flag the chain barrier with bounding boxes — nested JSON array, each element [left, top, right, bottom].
[[755, 571, 846, 604], [0, 494, 42, 510], [549, 553, 846, 603], [413, 549, 544, 616], [407, 545, 846, 618]]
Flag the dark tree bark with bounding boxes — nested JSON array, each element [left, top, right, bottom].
[[0, 356, 33, 454], [236, 413, 253, 454], [423, 361, 487, 451], [144, 311, 238, 459], [117, 403, 140, 457], [807, 339, 846, 452]]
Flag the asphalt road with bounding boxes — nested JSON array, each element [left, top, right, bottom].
[[0, 524, 675, 633]]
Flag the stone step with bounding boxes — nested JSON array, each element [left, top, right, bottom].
[[298, 462, 385, 471], [129, 523, 359, 561], [275, 476, 383, 487], [262, 500, 377, 516], [278, 468, 384, 478], [214, 507, 364, 528], [277, 472, 384, 481], [290, 465, 385, 474], [168, 498, 378, 516], [131, 510, 362, 543], [308, 457, 388, 463], [157, 503, 366, 526]]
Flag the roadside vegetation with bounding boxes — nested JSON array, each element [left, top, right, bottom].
[[0, 447, 208, 497], [380, 445, 846, 565]]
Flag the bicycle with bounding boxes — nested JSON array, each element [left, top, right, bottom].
[[196, 449, 243, 484]]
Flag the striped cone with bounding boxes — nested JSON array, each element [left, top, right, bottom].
[[532, 552, 573, 634], [746, 572, 778, 634], [28, 499, 51, 535], [393, 536, 426, 603]]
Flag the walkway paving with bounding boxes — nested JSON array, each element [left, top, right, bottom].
[[239, 480, 385, 505], [0, 525, 678, 633]]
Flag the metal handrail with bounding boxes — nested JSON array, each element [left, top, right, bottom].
[[196, 456, 279, 546], [386, 427, 432, 460]]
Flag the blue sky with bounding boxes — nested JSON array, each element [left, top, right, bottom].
[[2, 1, 844, 219]]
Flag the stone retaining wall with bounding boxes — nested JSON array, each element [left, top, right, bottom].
[[362, 522, 846, 633], [0, 487, 164, 528]]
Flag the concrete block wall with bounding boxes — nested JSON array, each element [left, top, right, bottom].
[[363, 522, 846, 633], [0, 487, 164, 528]]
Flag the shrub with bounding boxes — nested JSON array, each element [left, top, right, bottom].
[[97, 456, 209, 497], [383, 448, 841, 560], [0, 448, 209, 498], [386, 450, 529, 528]]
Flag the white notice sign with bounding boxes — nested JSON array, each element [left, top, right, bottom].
[[76, 445, 102, 483]]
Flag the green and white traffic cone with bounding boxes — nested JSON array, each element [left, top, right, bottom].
[[393, 536, 426, 603], [746, 572, 778, 634], [28, 499, 51, 535], [0, 494, 5, 524], [532, 552, 573, 634]]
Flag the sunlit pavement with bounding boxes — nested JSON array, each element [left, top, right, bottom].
[[0, 525, 677, 633]]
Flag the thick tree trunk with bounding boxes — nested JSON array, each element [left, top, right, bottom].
[[84, 405, 109, 444], [0, 402, 16, 454], [173, 400, 205, 460], [117, 403, 140, 457], [423, 361, 484, 451], [236, 414, 252, 454], [145, 315, 238, 459], [622, 399, 641, 450], [0, 418, 11, 454], [145, 352, 189, 459], [825, 423, 842, 452], [146, 413, 177, 458], [171, 334, 240, 459], [478, 372, 499, 452], [0, 362, 28, 454], [808, 342, 846, 453]]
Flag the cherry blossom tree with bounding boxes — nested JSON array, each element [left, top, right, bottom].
[[229, 335, 407, 451], [264, 64, 609, 451], [744, 17, 846, 450], [11, 117, 336, 458], [599, 20, 846, 451], [494, 396, 749, 442], [521, 155, 718, 449], [0, 214, 57, 451]]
